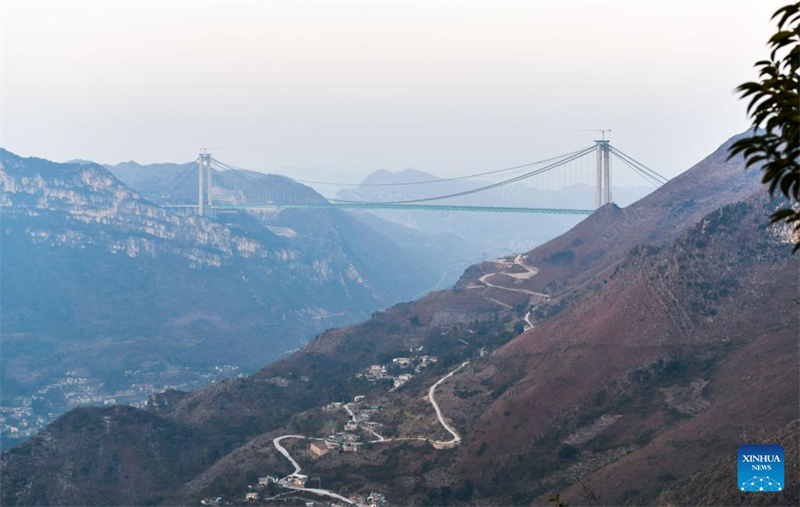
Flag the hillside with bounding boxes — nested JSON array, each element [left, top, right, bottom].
[[105, 159, 478, 299], [456, 131, 763, 299], [450, 194, 798, 505], [336, 168, 610, 258], [657, 419, 799, 507], [0, 148, 442, 447], [2, 132, 797, 506]]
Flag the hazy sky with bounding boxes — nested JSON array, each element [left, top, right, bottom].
[[1, 1, 784, 186]]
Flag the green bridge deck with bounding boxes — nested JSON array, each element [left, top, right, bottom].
[[195, 202, 595, 215]]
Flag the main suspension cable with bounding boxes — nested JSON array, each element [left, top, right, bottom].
[[330, 146, 597, 204], [161, 160, 200, 198], [611, 153, 664, 187], [609, 146, 668, 184], [292, 148, 595, 187]]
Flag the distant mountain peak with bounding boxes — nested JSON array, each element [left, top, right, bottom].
[[361, 168, 439, 185], [65, 158, 96, 166]]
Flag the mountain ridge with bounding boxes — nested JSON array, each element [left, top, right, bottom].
[[2, 131, 796, 506], [0, 148, 447, 447]]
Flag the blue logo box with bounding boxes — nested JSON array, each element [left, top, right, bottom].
[[738, 445, 784, 492]]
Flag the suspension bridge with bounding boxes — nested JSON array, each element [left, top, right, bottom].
[[160, 136, 668, 216]]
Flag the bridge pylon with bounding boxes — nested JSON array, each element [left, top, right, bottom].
[[198, 150, 212, 216], [594, 140, 612, 208]]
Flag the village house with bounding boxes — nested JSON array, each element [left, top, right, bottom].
[[392, 357, 411, 367], [357, 410, 371, 420], [342, 441, 362, 452], [344, 420, 358, 432], [245, 492, 259, 501], [393, 373, 413, 389], [366, 421, 382, 430], [200, 497, 222, 506], [309, 441, 328, 457], [258, 476, 278, 486], [342, 433, 360, 442], [325, 434, 343, 449], [366, 365, 387, 380], [353, 395, 365, 402], [364, 492, 387, 507], [285, 473, 308, 487]]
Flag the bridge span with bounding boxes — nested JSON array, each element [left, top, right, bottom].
[[160, 140, 666, 216]]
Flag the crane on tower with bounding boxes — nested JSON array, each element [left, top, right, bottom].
[[577, 128, 612, 140]]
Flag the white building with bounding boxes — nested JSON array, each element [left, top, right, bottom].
[[343, 441, 362, 452], [367, 365, 387, 380], [393, 373, 413, 389], [285, 473, 308, 487], [325, 434, 343, 449]]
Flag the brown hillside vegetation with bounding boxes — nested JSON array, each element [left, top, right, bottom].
[[1, 132, 796, 507], [658, 419, 799, 507], [451, 195, 799, 505]]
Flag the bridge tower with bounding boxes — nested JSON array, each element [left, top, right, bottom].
[[198, 150, 212, 216], [594, 139, 612, 208], [206, 154, 213, 207], [603, 141, 611, 205], [198, 154, 204, 216], [595, 143, 602, 208]]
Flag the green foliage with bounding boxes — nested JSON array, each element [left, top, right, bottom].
[[729, 2, 800, 250]]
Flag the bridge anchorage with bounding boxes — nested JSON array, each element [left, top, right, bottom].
[[161, 137, 668, 216]]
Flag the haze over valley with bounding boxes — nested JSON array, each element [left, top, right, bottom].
[[1, 1, 798, 506]]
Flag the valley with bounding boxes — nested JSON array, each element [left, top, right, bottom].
[[4, 2, 798, 505], [262, 360, 469, 506], [0, 149, 476, 450], [1, 133, 798, 507]]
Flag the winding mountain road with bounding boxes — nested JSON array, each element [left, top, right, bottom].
[[469, 254, 550, 298], [270, 361, 471, 501], [273, 435, 309, 475], [273, 435, 356, 504], [427, 361, 470, 448], [523, 310, 534, 331]]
